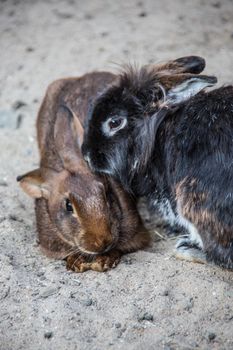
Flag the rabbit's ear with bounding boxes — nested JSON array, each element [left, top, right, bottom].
[[54, 105, 86, 172], [162, 74, 217, 106], [17, 169, 50, 199], [72, 111, 84, 148], [151, 56, 206, 74]]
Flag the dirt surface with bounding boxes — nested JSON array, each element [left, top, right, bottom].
[[1, 0, 233, 349]]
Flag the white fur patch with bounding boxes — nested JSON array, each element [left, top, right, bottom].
[[153, 196, 204, 249], [176, 203, 204, 249]]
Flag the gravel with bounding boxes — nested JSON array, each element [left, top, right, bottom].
[[1, 0, 233, 349]]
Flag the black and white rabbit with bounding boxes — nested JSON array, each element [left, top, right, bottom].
[[82, 56, 233, 269]]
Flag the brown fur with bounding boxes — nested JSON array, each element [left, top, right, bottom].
[[18, 72, 151, 272]]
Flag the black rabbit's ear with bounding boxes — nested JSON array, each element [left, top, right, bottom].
[[150, 56, 206, 74], [162, 74, 217, 106]]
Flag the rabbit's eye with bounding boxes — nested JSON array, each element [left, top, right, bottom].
[[65, 199, 73, 212], [103, 116, 127, 136], [109, 118, 123, 130]]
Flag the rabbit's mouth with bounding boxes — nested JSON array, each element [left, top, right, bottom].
[[73, 236, 116, 256], [77, 246, 100, 256], [83, 151, 112, 176], [74, 244, 115, 257]]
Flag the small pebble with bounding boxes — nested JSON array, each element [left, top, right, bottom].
[[162, 289, 169, 296], [70, 292, 76, 299], [138, 11, 147, 17], [8, 214, 23, 223], [124, 258, 133, 265], [138, 312, 154, 322], [212, 2, 221, 8], [72, 278, 81, 286], [12, 100, 27, 110], [40, 287, 60, 298], [36, 271, 45, 277], [115, 322, 121, 328], [16, 114, 24, 129], [26, 47, 34, 52], [44, 331, 53, 339], [168, 331, 175, 337], [207, 332, 216, 341], [84, 298, 93, 306]]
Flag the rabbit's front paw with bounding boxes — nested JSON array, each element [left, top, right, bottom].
[[66, 250, 121, 273], [174, 236, 206, 264], [90, 250, 121, 272]]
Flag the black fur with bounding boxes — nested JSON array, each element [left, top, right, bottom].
[[82, 62, 233, 269]]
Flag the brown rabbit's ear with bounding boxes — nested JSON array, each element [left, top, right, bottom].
[[160, 74, 217, 106], [54, 105, 86, 172], [151, 56, 206, 74], [72, 111, 84, 148], [17, 169, 50, 199]]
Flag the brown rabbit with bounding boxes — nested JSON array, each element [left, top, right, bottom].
[[17, 72, 150, 272]]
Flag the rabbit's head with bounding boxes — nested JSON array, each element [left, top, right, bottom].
[[82, 56, 217, 191], [18, 105, 142, 255]]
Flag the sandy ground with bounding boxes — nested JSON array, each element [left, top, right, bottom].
[[0, 0, 233, 349]]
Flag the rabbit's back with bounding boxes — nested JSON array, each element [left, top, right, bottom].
[[176, 86, 233, 155]]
